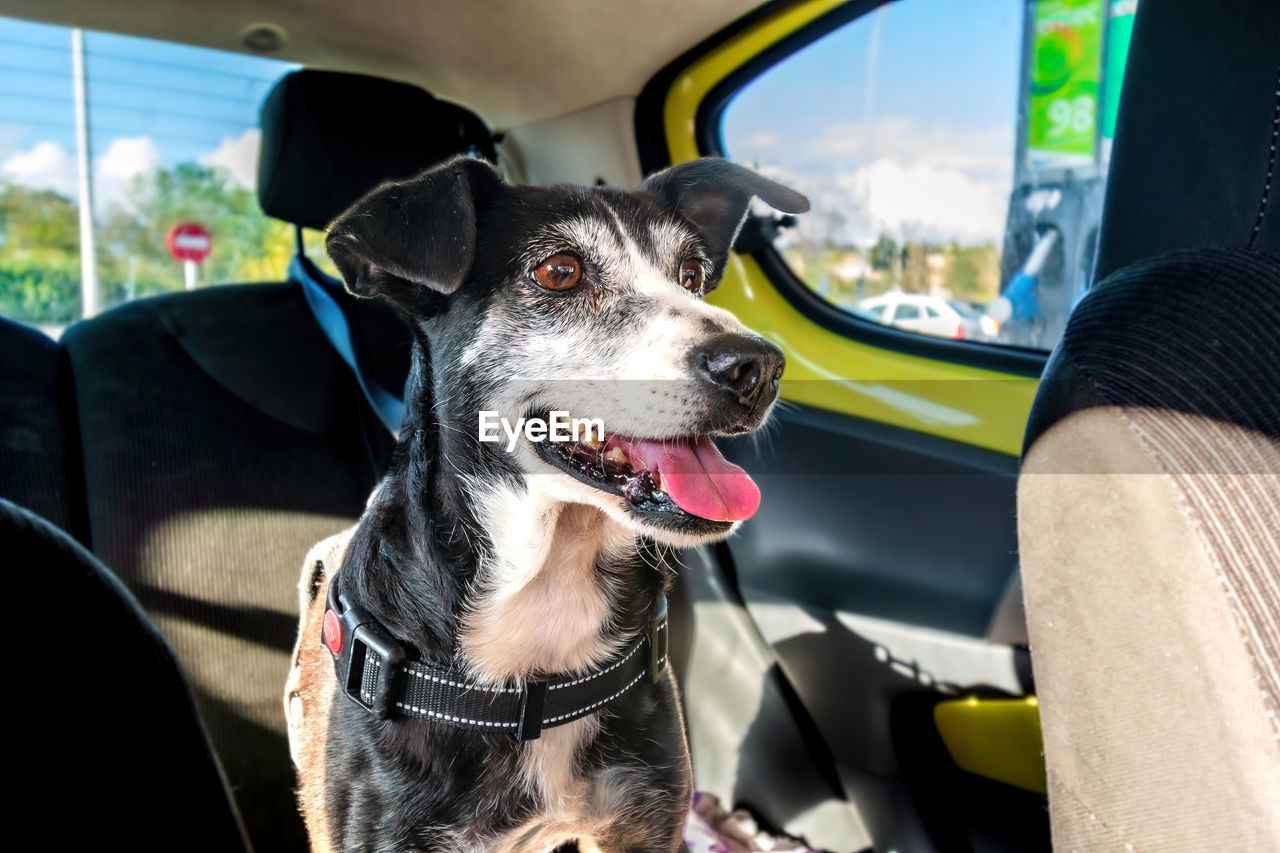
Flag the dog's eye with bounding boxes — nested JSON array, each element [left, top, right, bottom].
[[679, 259, 705, 294], [533, 253, 583, 291]]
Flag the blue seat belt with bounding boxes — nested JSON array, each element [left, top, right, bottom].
[[290, 253, 406, 437]]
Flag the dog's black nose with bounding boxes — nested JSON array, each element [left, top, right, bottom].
[[695, 334, 785, 410]]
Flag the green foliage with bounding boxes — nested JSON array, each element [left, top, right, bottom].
[[945, 243, 1001, 302], [0, 184, 82, 323], [96, 163, 295, 306], [788, 236, 1001, 312], [0, 253, 80, 324], [0, 162, 299, 326], [868, 235, 899, 272], [0, 184, 80, 255]]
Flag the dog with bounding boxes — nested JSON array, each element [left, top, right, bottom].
[[284, 156, 807, 852]]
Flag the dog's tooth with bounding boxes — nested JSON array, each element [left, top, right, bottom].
[[652, 470, 664, 491], [581, 434, 603, 451], [605, 447, 628, 466]]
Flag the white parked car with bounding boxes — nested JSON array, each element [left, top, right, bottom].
[[855, 292, 969, 340]]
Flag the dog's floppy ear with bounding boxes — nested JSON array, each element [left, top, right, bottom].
[[640, 158, 808, 288], [326, 156, 502, 313]]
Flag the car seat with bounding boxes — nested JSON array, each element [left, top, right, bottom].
[[53, 69, 493, 850], [0, 316, 80, 537], [1017, 0, 1280, 846], [2, 496, 250, 852]]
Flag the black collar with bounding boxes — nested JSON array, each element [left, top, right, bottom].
[[321, 573, 668, 741]]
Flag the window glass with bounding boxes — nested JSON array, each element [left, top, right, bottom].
[[721, 0, 1137, 352], [895, 303, 921, 321], [0, 17, 331, 334]]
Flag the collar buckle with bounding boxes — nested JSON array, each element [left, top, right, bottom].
[[325, 579, 406, 719], [649, 595, 669, 685]]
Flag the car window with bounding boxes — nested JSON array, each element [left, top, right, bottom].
[[895, 303, 921, 321], [721, 0, 1137, 353], [0, 17, 334, 335]]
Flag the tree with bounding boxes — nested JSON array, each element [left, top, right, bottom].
[[900, 240, 928, 293], [0, 184, 82, 323], [97, 163, 295, 306], [944, 243, 1000, 302], [868, 234, 898, 272]]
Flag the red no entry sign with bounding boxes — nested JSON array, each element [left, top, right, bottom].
[[166, 221, 213, 263]]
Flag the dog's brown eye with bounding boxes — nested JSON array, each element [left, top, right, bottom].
[[533, 253, 583, 291], [680, 259, 705, 294]]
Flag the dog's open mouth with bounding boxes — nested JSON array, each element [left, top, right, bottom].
[[532, 420, 761, 527]]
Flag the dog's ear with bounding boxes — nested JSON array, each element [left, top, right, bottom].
[[640, 158, 808, 289], [326, 156, 502, 313]]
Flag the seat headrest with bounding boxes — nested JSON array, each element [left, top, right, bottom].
[[257, 69, 494, 231]]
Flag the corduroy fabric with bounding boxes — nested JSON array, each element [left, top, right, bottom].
[[1020, 248, 1280, 850], [1051, 249, 1280, 722]]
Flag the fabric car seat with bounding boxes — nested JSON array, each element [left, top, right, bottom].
[[1017, 0, 1280, 847], [55, 69, 492, 850], [2, 497, 250, 852], [0, 316, 81, 537]]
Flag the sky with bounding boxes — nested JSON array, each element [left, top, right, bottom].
[[723, 0, 1025, 247], [0, 15, 295, 211], [2, 2, 1026, 245]]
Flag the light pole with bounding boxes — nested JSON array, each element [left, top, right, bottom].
[[71, 28, 100, 319]]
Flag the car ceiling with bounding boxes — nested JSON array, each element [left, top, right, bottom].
[[0, 0, 766, 129]]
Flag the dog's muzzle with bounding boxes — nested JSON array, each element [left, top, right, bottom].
[[690, 333, 785, 433]]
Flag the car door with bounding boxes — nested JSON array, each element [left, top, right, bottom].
[[638, 1, 1134, 850]]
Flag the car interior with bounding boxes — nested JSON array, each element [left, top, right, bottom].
[[1, 0, 1277, 851]]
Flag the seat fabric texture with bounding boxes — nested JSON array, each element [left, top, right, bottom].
[[60, 281, 404, 849], [0, 317, 80, 537], [1018, 248, 1280, 850]]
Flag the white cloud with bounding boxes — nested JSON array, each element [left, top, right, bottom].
[[807, 116, 1014, 183], [852, 158, 1009, 245], [95, 136, 161, 182], [0, 140, 76, 197], [734, 131, 779, 158], [753, 115, 1016, 247], [93, 136, 161, 212], [200, 128, 260, 190], [1, 136, 162, 211], [764, 160, 1009, 248]]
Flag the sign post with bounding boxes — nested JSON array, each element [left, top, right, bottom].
[[166, 221, 213, 290]]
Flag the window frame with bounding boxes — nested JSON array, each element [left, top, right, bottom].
[[691, 0, 1049, 378]]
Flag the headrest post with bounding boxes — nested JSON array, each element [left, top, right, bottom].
[[294, 224, 306, 258]]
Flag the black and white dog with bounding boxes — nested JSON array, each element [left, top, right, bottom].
[[286, 156, 807, 852]]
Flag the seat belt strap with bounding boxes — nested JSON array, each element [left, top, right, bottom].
[[290, 252, 405, 437]]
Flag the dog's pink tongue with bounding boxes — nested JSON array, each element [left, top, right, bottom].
[[628, 436, 760, 522]]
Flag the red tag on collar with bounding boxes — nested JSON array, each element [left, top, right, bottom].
[[323, 609, 343, 655]]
